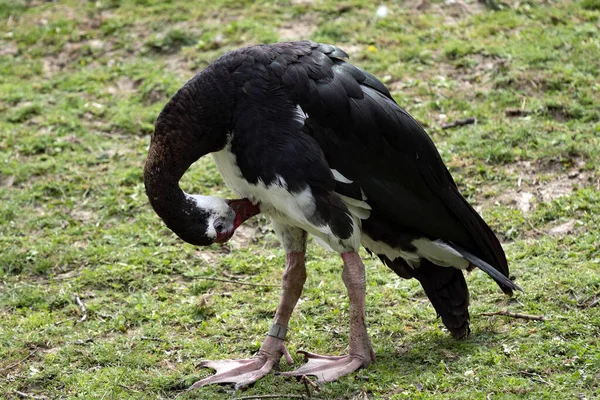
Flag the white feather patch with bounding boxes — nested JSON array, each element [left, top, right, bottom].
[[212, 140, 361, 252], [331, 168, 353, 184], [293, 105, 308, 124], [412, 238, 469, 269], [361, 234, 421, 267]]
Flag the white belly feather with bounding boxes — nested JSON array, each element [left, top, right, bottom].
[[211, 142, 362, 252], [212, 142, 468, 270]]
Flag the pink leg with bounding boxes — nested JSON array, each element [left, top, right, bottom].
[[282, 251, 375, 383], [190, 251, 307, 390]]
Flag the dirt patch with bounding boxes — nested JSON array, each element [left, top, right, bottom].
[[493, 69, 572, 96], [441, 0, 487, 23], [547, 219, 577, 236], [70, 209, 94, 223], [197, 251, 220, 265], [0, 41, 18, 56], [278, 14, 317, 41], [341, 44, 363, 57], [389, 52, 509, 106], [42, 39, 113, 76], [479, 159, 595, 214], [452, 54, 511, 94], [163, 54, 194, 77], [546, 104, 571, 122], [1, 175, 15, 188], [229, 225, 258, 249], [400, 0, 487, 22], [107, 77, 137, 97]]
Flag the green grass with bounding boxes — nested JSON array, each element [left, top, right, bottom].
[[1, 0, 599, 399]]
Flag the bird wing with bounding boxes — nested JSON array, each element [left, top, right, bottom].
[[247, 42, 512, 290]]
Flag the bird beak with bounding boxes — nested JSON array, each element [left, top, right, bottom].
[[226, 198, 261, 229], [215, 229, 235, 244], [214, 199, 260, 244]]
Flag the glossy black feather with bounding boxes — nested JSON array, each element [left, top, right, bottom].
[[249, 42, 513, 293], [208, 41, 512, 294]]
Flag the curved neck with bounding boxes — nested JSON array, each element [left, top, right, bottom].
[[144, 133, 197, 218], [143, 69, 233, 228]]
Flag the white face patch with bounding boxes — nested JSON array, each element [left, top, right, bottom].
[[185, 194, 234, 239]]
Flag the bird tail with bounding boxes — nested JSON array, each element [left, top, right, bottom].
[[384, 257, 470, 339], [444, 186, 521, 295], [449, 241, 523, 293]]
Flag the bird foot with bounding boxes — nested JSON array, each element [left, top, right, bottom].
[[280, 350, 373, 383], [189, 358, 274, 390], [189, 336, 292, 390]]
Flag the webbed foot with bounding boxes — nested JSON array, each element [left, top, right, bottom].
[[189, 336, 292, 390]]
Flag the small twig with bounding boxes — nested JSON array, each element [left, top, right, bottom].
[[519, 371, 554, 386], [577, 293, 599, 309], [73, 294, 87, 323], [51, 272, 80, 281], [222, 271, 244, 280], [233, 395, 306, 400], [299, 375, 319, 397], [139, 336, 165, 342], [301, 375, 320, 392], [505, 108, 531, 118], [587, 298, 599, 308], [71, 338, 94, 345], [0, 349, 38, 374], [441, 117, 476, 130], [440, 361, 451, 374], [13, 391, 48, 399], [188, 276, 278, 288], [302, 376, 311, 398], [117, 384, 140, 392], [524, 218, 548, 236], [96, 312, 113, 320], [481, 310, 547, 321]]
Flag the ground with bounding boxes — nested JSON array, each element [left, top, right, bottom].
[[1, 0, 599, 399]]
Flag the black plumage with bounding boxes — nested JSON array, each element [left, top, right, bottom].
[[144, 41, 520, 388], [224, 41, 515, 293]]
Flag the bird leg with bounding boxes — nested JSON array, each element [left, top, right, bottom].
[[190, 251, 307, 390], [282, 251, 375, 383]]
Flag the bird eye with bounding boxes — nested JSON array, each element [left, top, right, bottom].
[[214, 219, 225, 234]]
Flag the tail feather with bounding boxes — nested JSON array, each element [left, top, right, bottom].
[[450, 242, 522, 294], [445, 188, 516, 293]]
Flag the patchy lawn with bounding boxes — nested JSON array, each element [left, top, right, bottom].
[[1, 0, 599, 399]]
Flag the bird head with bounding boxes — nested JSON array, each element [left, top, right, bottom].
[[177, 195, 260, 246]]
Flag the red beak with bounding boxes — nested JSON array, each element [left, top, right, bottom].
[[212, 199, 261, 243]]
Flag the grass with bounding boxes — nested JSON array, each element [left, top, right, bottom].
[[1, 0, 599, 398]]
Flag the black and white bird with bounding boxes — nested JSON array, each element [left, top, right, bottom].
[[144, 41, 520, 389]]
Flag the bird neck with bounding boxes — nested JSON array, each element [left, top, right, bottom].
[[143, 71, 233, 230], [143, 132, 197, 225]]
